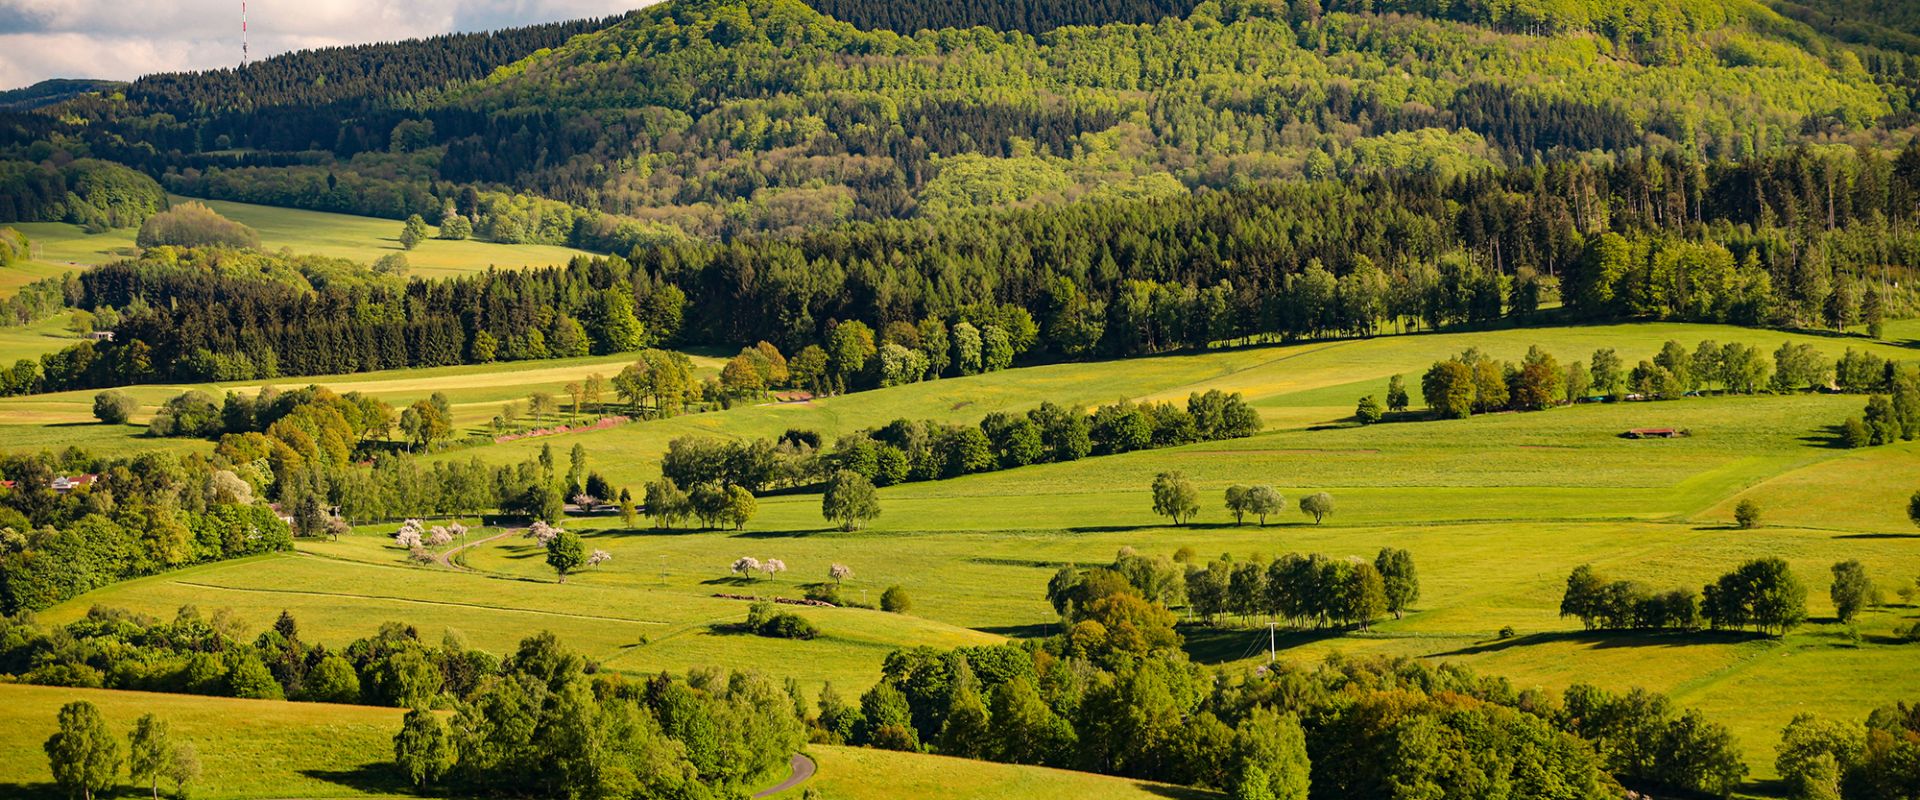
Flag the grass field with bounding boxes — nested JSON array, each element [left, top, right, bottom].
[[7, 195, 595, 281], [0, 349, 726, 453], [12, 319, 1920, 793], [0, 684, 410, 799], [0, 683, 1205, 800]]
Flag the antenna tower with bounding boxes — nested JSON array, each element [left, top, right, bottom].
[[241, 2, 250, 66]]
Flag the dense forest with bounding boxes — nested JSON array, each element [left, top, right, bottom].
[[1, 0, 1907, 243], [806, 0, 1201, 34], [88, 16, 628, 119], [5, 140, 1919, 396]]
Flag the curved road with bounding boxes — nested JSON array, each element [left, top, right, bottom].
[[754, 753, 816, 798]]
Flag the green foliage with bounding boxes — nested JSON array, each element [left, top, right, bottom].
[[880, 585, 912, 614], [136, 202, 260, 249], [393, 708, 454, 787], [44, 700, 119, 800], [91, 390, 136, 425], [823, 470, 881, 531], [1151, 471, 1199, 525], [1734, 498, 1762, 529], [545, 531, 586, 582]]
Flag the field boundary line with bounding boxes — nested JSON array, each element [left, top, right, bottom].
[[165, 580, 670, 626]]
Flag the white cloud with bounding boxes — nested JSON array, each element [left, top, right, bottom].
[[0, 0, 650, 90]]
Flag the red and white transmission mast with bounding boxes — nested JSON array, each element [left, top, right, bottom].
[[241, 2, 250, 66]]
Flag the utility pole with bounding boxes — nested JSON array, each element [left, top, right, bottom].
[[1267, 621, 1276, 663]]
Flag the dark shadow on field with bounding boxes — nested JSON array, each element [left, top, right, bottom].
[[731, 527, 839, 538], [1835, 532, 1920, 539], [300, 762, 410, 795], [1179, 624, 1346, 664], [1797, 423, 1856, 449], [1135, 782, 1223, 799], [0, 783, 58, 799], [976, 623, 1057, 639], [1066, 522, 1304, 534], [1429, 629, 1769, 657], [701, 575, 758, 586]]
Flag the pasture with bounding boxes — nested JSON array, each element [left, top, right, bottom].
[[7, 195, 595, 280], [0, 683, 1202, 800], [16, 319, 1920, 789]]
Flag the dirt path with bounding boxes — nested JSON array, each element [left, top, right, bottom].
[[753, 753, 816, 798], [433, 528, 517, 570]]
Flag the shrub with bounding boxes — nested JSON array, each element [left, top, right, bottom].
[[1733, 499, 1761, 530], [91, 390, 136, 424], [1355, 394, 1385, 424], [880, 585, 911, 614], [746, 601, 820, 639], [135, 202, 260, 249]]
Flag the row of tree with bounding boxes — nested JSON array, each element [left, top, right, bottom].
[[827, 549, 1747, 798], [1560, 558, 1809, 636], [1180, 548, 1420, 630]]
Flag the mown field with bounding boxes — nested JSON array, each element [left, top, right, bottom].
[[8, 195, 595, 280], [12, 319, 1920, 793]]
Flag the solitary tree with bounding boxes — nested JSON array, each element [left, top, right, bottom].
[[1246, 486, 1285, 526], [45, 700, 119, 800], [1354, 395, 1385, 425], [1299, 492, 1335, 524], [128, 713, 173, 800], [93, 390, 137, 424], [830, 563, 854, 586], [1225, 485, 1253, 525], [1386, 375, 1410, 412], [1152, 471, 1200, 525], [881, 585, 912, 613], [1910, 490, 1920, 529], [546, 531, 586, 583], [1734, 499, 1762, 530], [823, 470, 881, 531], [399, 214, 429, 250], [1830, 560, 1873, 624], [1375, 547, 1420, 619]]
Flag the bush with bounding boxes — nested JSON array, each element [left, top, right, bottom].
[[880, 585, 911, 614], [1355, 394, 1385, 425], [135, 202, 260, 249], [803, 584, 843, 605], [746, 601, 819, 639], [92, 390, 136, 424], [1733, 499, 1761, 530]]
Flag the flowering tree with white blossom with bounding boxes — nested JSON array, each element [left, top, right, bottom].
[[731, 556, 762, 580]]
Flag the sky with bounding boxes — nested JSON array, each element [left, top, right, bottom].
[[0, 0, 652, 91]]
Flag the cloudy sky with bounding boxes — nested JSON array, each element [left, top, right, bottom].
[[0, 0, 653, 91]]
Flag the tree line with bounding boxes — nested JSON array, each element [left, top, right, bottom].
[[819, 549, 1749, 799], [1406, 339, 1913, 421], [0, 448, 293, 614], [1560, 557, 1809, 636]]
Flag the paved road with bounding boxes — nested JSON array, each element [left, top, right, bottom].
[[754, 752, 817, 798]]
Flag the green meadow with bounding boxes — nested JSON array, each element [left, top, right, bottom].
[[11, 319, 1920, 792], [8, 195, 595, 280]]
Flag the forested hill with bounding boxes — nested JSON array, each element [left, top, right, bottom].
[[95, 15, 633, 118], [417, 0, 1887, 234], [0, 79, 124, 111], [803, 0, 1201, 35]]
